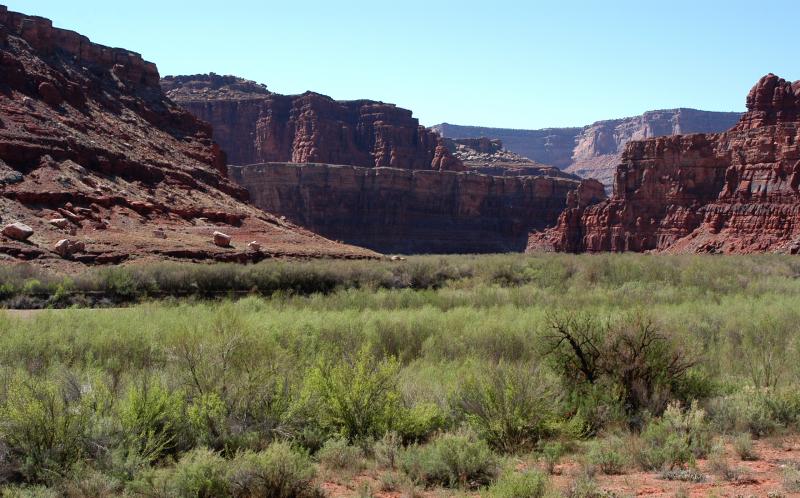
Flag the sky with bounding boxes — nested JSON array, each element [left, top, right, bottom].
[[7, 0, 798, 129]]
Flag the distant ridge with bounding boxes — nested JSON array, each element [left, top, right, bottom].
[[432, 108, 742, 188]]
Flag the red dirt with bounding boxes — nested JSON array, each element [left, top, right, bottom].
[[319, 436, 800, 497]]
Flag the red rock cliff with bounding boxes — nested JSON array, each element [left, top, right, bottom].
[[528, 74, 800, 254], [230, 162, 605, 254], [0, 6, 375, 265], [161, 74, 463, 171]]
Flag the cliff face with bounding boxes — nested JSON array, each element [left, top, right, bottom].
[[527, 74, 800, 254], [0, 7, 375, 265], [230, 163, 605, 253], [433, 109, 742, 188], [162, 74, 463, 171], [165, 74, 602, 254]]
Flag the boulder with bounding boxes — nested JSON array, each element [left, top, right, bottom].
[[54, 239, 84, 257], [2, 222, 33, 241], [49, 218, 69, 229], [213, 231, 231, 247], [247, 241, 261, 252]]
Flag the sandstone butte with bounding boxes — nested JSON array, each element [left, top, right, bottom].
[[0, 6, 376, 268], [527, 74, 800, 255], [164, 74, 606, 253]]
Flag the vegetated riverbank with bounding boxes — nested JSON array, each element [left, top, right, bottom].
[[0, 254, 799, 496]]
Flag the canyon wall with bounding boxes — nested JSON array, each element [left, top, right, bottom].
[[165, 74, 604, 254], [527, 74, 800, 254], [162, 74, 463, 171], [433, 109, 742, 188], [0, 6, 374, 265], [230, 163, 605, 253]]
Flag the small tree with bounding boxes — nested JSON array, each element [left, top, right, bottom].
[[543, 312, 695, 422]]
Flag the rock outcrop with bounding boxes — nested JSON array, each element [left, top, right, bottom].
[[433, 109, 743, 188], [162, 74, 463, 171], [0, 6, 375, 266], [527, 74, 800, 254], [444, 137, 579, 180], [230, 163, 605, 253]]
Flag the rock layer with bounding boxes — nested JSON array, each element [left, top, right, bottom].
[[230, 163, 605, 254], [162, 74, 463, 171], [433, 109, 743, 188], [527, 74, 800, 254], [0, 6, 375, 266]]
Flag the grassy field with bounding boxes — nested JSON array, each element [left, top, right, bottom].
[[1, 254, 800, 497]]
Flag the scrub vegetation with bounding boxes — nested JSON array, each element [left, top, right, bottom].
[[1, 254, 800, 496]]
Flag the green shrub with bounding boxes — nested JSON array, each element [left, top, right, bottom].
[[0, 372, 88, 483], [374, 431, 402, 469], [488, 469, 551, 498], [394, 402, 446, 443], [633, 402, 710, 471], [784, 465, 800, 493], [0, 485, 60, 498], [659, 468, 706, 483], [541, 441, 564, 474], [316, 437, 363, 472], [169, 448, 229, 498], [118, 381, 188, 464], [457, 362, 558, 453], [733, 432, 758, 460], [227, 443, 320, 498], [707, 388, 800, 437], [302, 347, 403, 442], [62, 468, 122, 497], [400, 429, 499, 489], [187, 392, 227, 449], [586, 437, 626, 475], [706, 437, 728, 477], [564, 471, 610, 498]]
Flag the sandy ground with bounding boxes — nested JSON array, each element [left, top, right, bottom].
[[320, 436, 800, 497]]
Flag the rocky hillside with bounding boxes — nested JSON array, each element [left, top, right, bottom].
[[433, 109, 742, 188], [162, 74, 463, 171], [527, 74, 800, 254], [0, 6, 375, 266]]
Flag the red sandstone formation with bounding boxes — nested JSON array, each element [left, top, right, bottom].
[[527, 74, 800, 254], [164, 75, 603, 253], [230, 163, 605, 253], [0, 6, 375, 266], [161, 74, 464, 171], [433, 109, 742, 188]]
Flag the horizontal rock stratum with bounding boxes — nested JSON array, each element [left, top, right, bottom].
[[230, 163, 605, 253], [0, 6, 376, 266], [527, 74, 800, 254]]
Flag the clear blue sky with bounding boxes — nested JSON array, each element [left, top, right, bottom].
[[8, 0, 798, 129]]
